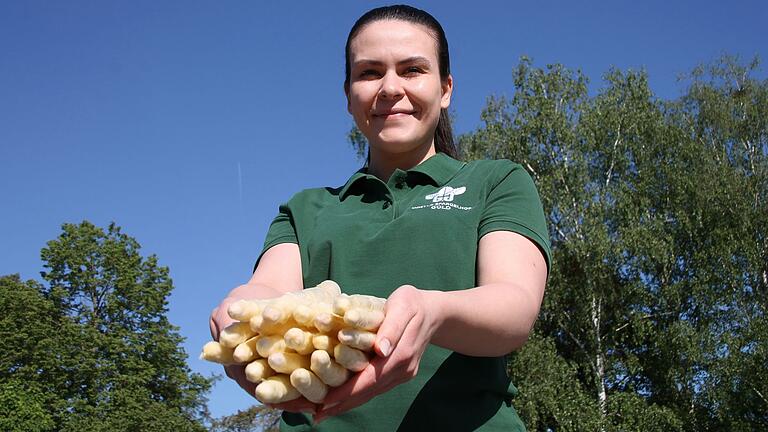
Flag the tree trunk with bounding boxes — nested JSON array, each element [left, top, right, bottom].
[[592, 295, 607, 431]]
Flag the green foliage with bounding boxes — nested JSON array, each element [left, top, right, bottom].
[[59, 387, 208, 432], [210, 405, 282, 432], [348, 124, 369, 162], [1, 221, 212, 430], [507, 335, 601, 431], [460, 55, 767, 431], [0, 378, 55, 432]]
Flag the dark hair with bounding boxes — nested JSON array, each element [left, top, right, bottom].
[[344, 4, 458, 159]]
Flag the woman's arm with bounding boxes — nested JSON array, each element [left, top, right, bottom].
[[421, 230, 548, 356], [314, 230, 548, 421]]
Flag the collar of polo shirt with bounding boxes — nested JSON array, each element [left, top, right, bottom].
[[339, 153, 466, 201]]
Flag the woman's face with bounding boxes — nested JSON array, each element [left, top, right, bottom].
[[345, 20, 452, 157]]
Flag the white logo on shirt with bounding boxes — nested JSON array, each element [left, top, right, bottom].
[[411, 186, 472, 211], [425, 186, 466, 203]]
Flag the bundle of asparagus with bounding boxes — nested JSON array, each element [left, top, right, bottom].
[[201, 281, 386, 404]]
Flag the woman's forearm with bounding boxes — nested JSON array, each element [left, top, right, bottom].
[[423, 282, 542, 357], [222, 282, 287, 303]]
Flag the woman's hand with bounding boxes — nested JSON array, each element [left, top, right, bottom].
[[209, 291, 259, 397], [209, 284, 318, 414], [313, 285, 440, 423], [207, 243, 308, 409]]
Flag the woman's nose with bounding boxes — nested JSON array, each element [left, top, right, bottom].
[[378, 71, 405, 99]]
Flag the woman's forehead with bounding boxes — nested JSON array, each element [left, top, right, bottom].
[[349, 20, 438, 62]]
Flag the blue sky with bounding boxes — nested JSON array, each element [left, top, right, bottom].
[[1, 0, 766, 420]]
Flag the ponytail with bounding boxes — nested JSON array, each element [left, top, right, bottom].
[[434, 108, 458, 159]]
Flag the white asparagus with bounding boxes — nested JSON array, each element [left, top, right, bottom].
[[290, 368, 328, 403], [295, 280, 341, 304], [337, 328, 376, 351], [316, 280, 342, 296], [310, 349, 350, 387], [332, 294, 353, 316], [233, 336, 262, 363], [314, 312, 346, 333], [249, 314, 264, 333], [311, 334, 340, 353], [334, 344, 369, 372], [333, 293, 385, 315], [200, 341, 237, 365], [227, 299, 265, 322], [293, 302, 332, 328], [244, 359, 274, 383], [262, 301, 295, 326], [219, 322, 256, 348], [201, 281, 392, 394], [256, 335, 287, 357], [251, 314, 299, 336], [284, 328, 315, 355], [344, 308, 385, 331], [268, 352, 311, 374], [254, 375, 301, 404], [292, 304, 316, 327]]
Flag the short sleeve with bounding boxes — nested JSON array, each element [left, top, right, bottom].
[[252, 202, 299, 272], [478, 163, 552, 274]]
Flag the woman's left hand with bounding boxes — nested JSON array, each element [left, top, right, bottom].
[[313, 284, 440, 423]]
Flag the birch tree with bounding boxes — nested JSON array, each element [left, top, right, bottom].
[[460, 55, 767, 431]]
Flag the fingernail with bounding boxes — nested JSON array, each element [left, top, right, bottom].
[[379, 338, 391, 357]]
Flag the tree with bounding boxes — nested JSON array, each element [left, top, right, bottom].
[[210, 405, 282, 432], [0, 221, 212, 430], [460, 55, 767, 431]]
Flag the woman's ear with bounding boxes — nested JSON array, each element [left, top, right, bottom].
[[344, 81, 351, 114], [440, 74, 453, 109]]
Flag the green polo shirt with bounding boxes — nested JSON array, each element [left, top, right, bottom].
[[256, 153, 551, 431]]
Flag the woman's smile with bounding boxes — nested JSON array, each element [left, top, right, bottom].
[[372, 109, 417, 120]]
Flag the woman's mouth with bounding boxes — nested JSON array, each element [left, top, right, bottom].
[[373, 110, 415, 119]]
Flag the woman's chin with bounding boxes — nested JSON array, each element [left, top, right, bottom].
[[370, 140, 432, 157]]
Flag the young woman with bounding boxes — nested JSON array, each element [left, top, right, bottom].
[[210, 5, 551, 431]]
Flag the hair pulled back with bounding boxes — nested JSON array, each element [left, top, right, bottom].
[[344, 5, 458, 159]]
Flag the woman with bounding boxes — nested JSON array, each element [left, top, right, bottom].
[[210, 5, 551, 431]]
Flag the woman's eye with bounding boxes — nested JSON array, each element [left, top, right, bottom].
[[359, 70, 379, 78], [404, 67, 424, 76]]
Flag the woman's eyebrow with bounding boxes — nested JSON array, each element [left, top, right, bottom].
[[352, 56, 432, 68]]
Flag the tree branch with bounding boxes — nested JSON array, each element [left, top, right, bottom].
[[753, 385, 768, 407], [605, 126, 621, 188], [613, 311, 677, 333], [559, 312, 599, 375]]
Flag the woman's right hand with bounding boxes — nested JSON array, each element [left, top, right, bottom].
[[206, 243, 311, 410], [209, 292, 259, 395], [209, 290, 322, 414]]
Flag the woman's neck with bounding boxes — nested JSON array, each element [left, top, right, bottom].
[[367, 144, 437, 182]]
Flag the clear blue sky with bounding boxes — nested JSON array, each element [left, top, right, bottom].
[[1, 0, 766, 420]]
